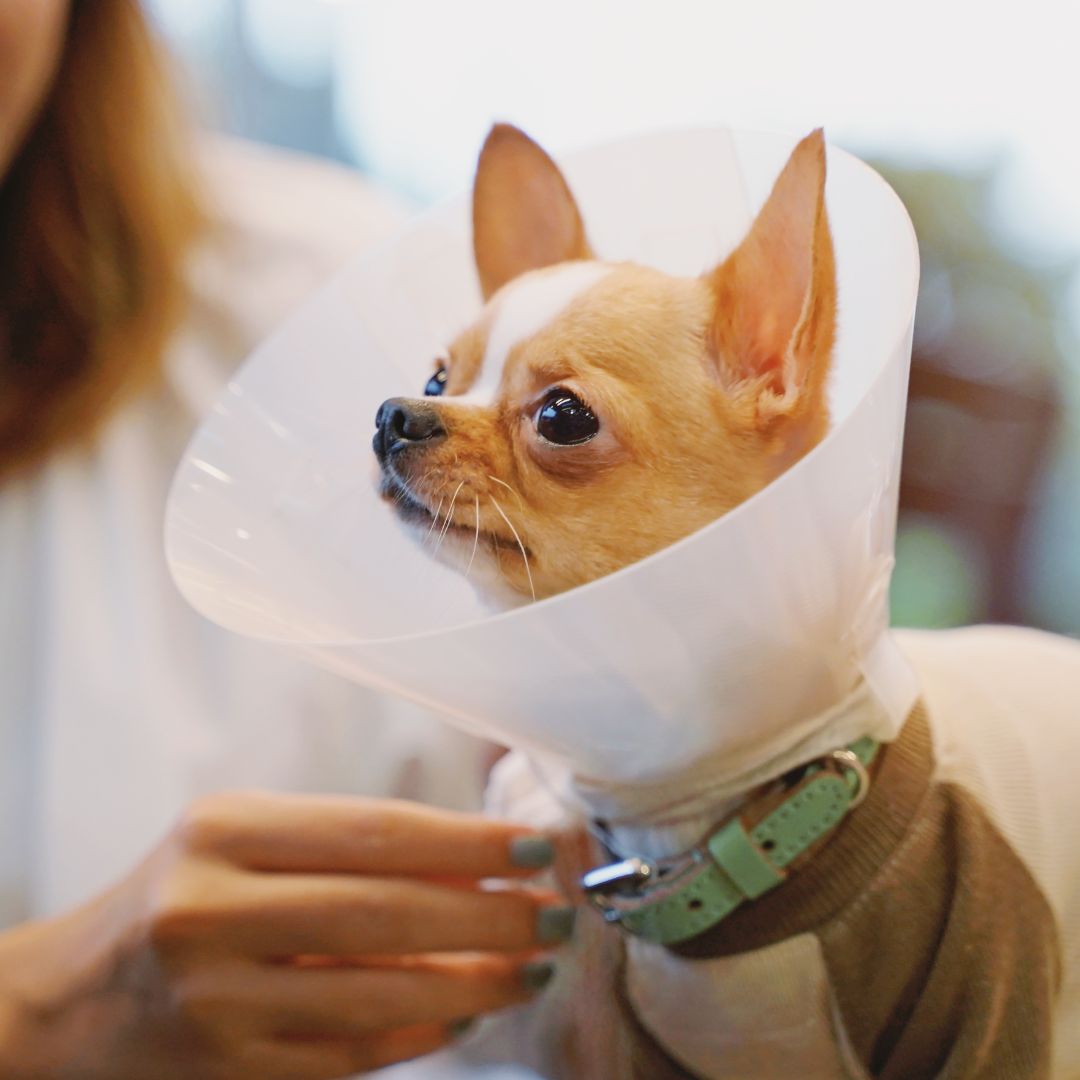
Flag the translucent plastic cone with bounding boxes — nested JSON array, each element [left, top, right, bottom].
[[165, 128, 919, 784]]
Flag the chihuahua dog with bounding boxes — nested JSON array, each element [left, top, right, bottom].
[[373, 122, 834, 606], [373, 128, 1077, 1079]]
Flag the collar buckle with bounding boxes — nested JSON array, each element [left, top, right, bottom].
[[581, 855, 656, 896], [578, 736, 880, 944]]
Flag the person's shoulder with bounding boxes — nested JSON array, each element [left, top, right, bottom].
[[176, 135, 411, 376], [196, 134, 410, 269]]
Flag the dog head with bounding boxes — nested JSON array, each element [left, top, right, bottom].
[[374, 124, 836, 604]]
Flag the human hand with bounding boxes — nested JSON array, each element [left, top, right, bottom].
[[0, 792, 570, 1079]]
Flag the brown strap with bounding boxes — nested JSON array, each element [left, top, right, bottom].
[[671, 702, 934, 959]]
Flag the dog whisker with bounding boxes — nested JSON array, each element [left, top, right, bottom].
[[486, 474, 525, 511], [465, 495, 481, 579], [424, 496, 446, 542], [388, 464, 423, 512], [490, 495, 536, 602], [432, 480, 465, 558]]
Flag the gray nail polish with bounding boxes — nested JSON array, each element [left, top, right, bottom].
[[520, 960, 557, 992], [536, 905, 576, 944], [510, 835, 555, 870]]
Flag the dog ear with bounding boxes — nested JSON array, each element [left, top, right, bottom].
[[707, 129, 836, 437], [473, 123, 593, 301]]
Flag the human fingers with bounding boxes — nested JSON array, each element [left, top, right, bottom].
[[175, 791, 556, 879], [158, 868, 574, 957], [238, 1022, 453, 1080], [184, 953, 550, 1040]]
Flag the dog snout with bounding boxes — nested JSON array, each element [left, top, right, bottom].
[[373, 397, 446, 461]]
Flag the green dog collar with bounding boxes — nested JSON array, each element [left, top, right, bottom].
[[581, 737, 878, 946]]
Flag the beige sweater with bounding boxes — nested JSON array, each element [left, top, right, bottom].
[[473, 625, 1080, 1079]]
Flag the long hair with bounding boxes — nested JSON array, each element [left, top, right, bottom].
[[0, 0, 203, 478]]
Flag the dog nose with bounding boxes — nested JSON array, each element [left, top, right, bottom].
[[373, 397, 446, 460]]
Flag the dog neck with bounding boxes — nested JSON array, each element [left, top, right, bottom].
[[552, 630, 920, 860]]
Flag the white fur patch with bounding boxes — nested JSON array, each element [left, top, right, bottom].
[[458, 262, 613, 405]]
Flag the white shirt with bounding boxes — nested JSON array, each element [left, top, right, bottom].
[[0, 137, 492, 924]]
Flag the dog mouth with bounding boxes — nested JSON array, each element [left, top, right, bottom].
[[378, 469, 530, 556], [379, 470, 442, 528]]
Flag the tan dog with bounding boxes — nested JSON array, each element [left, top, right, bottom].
[[373, 123, 835, 603], [373, 129, 1080, 1078]]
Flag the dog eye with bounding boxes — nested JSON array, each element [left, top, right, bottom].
[[536, 390, 600, 445], [424, 364, 448, 397]]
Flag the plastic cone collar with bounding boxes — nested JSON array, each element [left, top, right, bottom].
[[166, 128, 920, 784]]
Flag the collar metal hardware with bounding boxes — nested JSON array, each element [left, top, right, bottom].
[[582, 856, 658, 922], [825, 747, 870, 808], [581, 856, 655, 895], [579, 735, 880, 945]]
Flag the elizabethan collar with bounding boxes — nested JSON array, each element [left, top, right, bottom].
[[165, 128, 920, 784]]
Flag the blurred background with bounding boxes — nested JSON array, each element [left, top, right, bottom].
[[145, 0, 1080, 635]]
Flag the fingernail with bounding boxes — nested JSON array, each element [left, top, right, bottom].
[[449, 1017, 475, 1039], [510, 835, 555, 870], [520, 960, 557, 992], [536, 905, 576, 944]]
